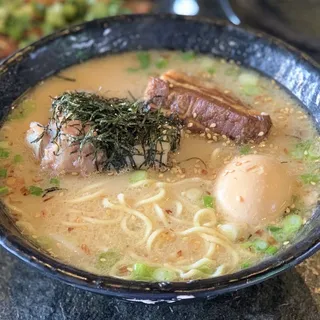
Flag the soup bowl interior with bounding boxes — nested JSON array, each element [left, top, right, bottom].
[[0, 14, 319, 303]]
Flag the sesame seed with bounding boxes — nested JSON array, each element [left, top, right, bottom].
[[206, 133, 212, 139], [210, 123, 217, 128], [192, 112, 197, 118], [311, 181, 316, 186], [261, 112, 269, 116], [236, 195, 244, 202], [169, 83, 174, 88], [258, 131, 264, 137], [205, 128, 211, 133], [283, 241, 290, 245], [285, 208, 291, 213], [187, 122, 193, 128]]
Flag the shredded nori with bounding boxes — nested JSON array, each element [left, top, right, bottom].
[[49, 91, 182, 172]]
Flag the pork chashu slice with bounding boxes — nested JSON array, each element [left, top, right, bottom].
[[144, 70, 272, 143]]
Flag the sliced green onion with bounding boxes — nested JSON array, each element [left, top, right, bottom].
[[238, 72, 259, 86], [45, 3, 66, 28], [267, 225, 282, 232], [136, 52, 151, 69], [207, 67, 216, 75], [132, 263, 155, 280], [239, 145, 251, 155], [129, 170, 148, 183], [268, 226, 287, 242], [253, 239, 268, 252], [203, 195, 215, 208], [155, 57, 168, 69], [265, 246, 278, 255], [181, 51, 196, 61], [225, 67, 239, 77], [50, 178, 60, 186], [0, 148, 9, 159], [0, 168, 7, 178], [28, 185, 43, 196], [96, 250, 121, 270], [242, 84, 261, 96], [240, 241, 253, 249], [0, 186, 9, 195], [128, 52, 151, 72], [13, 154, 23, 163], [152, 268, 176, 281], [8, 100, 36, 120], [197, 263, 215, 275], [36, 235, 54, 250], [62, 3, 78, 20], [291, 140, 320, 161], [300, 173, 319, 185], [0, 141, 10, 149], [241, 262, 251, 269], [283, 214, 303, 234]]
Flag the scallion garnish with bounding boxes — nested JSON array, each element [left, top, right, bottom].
[[129, 170, 148, 183], [291, 140, 320, 160], [49, 177, 60, 186], [13, 154, 23, 163], [29, 185, 43, 196], [0, 148, 9, 159], [155, 57, 168, 69], [128, 52, 151, 71], [180, 51, 196, 61], [241, 85, 261, 96], [0, 186, 9, 195], [241, 262, 251, 269], [239, 145, 251, 155], [0, 168, 7, 178], [300, 173, 319, 185], [207, 67, 216, 74], [203, 195, 215, 208]]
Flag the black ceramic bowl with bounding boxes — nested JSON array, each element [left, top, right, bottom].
[[0, 14, 319, 304]]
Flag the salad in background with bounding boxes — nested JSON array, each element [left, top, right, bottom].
[[0, 0, 151, 59]]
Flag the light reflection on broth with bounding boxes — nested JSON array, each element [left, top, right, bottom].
[[0, 51, 319, 281]]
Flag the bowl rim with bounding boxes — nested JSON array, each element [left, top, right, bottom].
[[0, 13, 319, 302]]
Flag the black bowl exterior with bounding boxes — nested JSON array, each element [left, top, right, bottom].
[[0, 14, 319, 303]]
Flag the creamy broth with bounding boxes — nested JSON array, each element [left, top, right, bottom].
[[1, 51, 319, 281]]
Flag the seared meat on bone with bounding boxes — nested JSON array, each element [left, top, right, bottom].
[[144, 70, 272, 143]]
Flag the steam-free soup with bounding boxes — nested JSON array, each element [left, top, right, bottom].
[[1, 51, 319, 281]]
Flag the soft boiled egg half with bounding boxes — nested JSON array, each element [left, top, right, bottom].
[[215, 154, 294, 226]]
